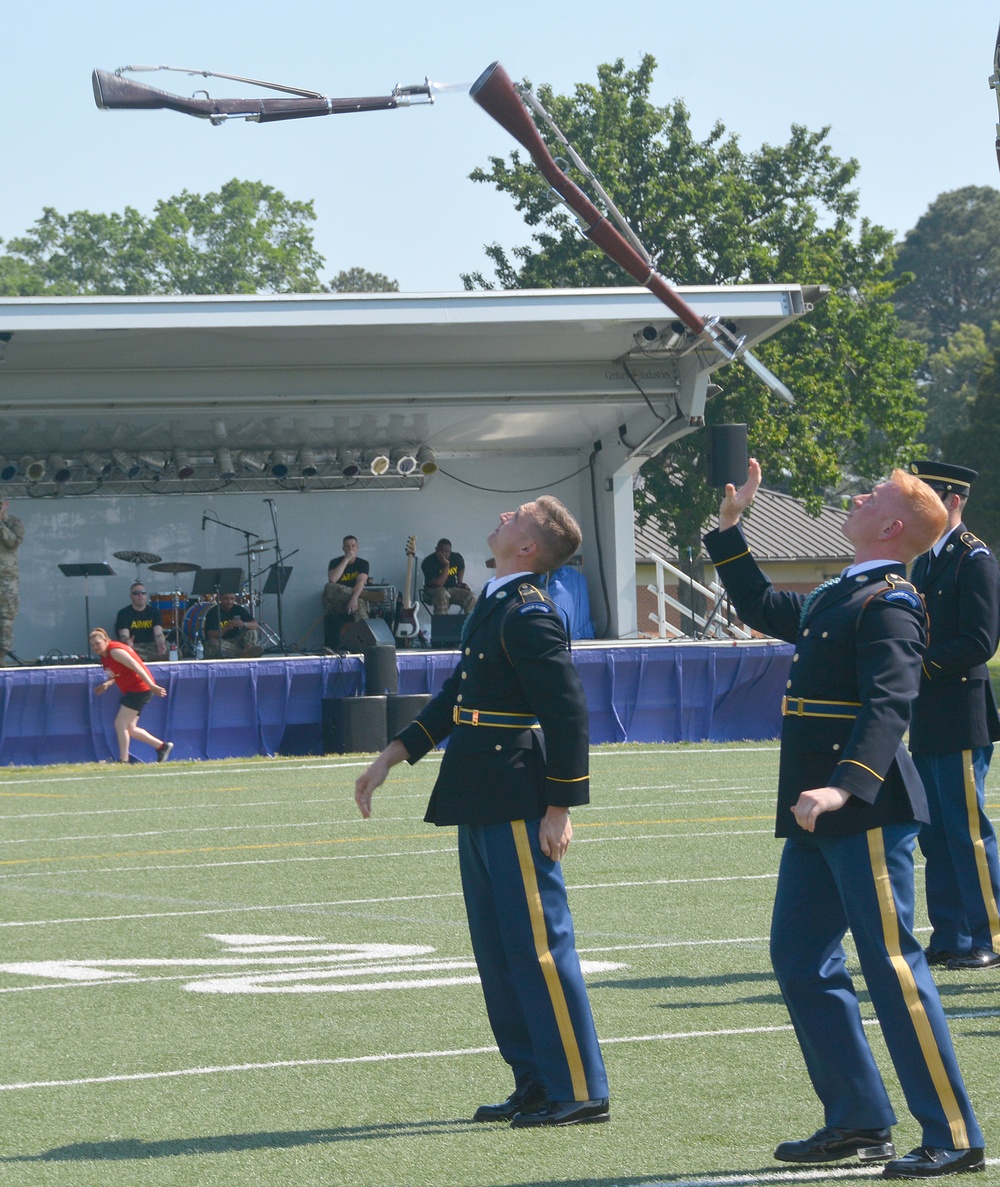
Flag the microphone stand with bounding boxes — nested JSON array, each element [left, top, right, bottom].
[[204, 514, 260, 608], [264, 499, 289, 653]]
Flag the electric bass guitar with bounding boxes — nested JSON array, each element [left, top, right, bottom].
[[394, 536, 425, 641]]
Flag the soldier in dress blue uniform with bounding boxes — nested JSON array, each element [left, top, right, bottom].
[[355, 496, 608, 1128], [909, 461, 1000, 971], [705, 459, 985, 1179]]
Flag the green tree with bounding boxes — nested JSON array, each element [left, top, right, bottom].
[[919, 321, 998, 453], [329, 267, 399, 293], [466, 57, 924, 551], [891, 186, 1000, 357], [941, 348, 1000, 549], [0, 179, 326, 296]]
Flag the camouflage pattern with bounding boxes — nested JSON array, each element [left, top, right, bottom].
[[0, 510, 24, 658]]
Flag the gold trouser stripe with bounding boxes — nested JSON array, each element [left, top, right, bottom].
[[867, 829, 970, 1149], [961, 750, 1000, 948], [510, 819, 588, 1101]]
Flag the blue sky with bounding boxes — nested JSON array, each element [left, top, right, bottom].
[[6, 0, 999, 291]]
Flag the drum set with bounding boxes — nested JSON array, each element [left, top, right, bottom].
[[112, 542, 281, 656]]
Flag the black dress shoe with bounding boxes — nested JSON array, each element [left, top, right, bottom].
[[472, 1082, 545, 1122], [925, 947, 959, 967], [510, 1098, 610, 1127], [774, 1126, 896, 1163], [945, 947, 1000, 970], [882, 1146, 985, 1178]]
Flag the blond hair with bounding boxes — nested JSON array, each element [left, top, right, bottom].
[[890, 469, 948, 561], [527, 496, 582, 572], [88, 627, 110, 642]]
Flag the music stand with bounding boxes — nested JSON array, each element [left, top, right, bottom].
[[59, 562, 115, 644], [262, 564, 292, 596], [190, 567, 243, 597]]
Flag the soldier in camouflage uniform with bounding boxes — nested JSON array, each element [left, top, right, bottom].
[[0, 495, 24, 664]]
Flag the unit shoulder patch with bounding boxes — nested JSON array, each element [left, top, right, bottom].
[[883, 589, 921, 609]]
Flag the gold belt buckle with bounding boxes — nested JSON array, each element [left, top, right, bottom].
[[471, 709, 479, 726]]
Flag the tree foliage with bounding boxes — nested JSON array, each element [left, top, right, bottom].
[[466, 57, 925, 549], [890, 186, 1000, 357], [941, 348, 1000, 549], [0, 179, 325, 296], [328, 266, 399, 293]]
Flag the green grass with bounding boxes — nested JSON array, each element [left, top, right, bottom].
[[0, 744, 997, 1187]]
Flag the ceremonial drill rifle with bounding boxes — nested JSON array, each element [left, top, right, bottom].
[[991, 21, 1000, 173], [92, 64, 445, 125], [469, 61, 795, 404]]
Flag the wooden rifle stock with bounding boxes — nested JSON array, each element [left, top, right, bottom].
[[92, 69, 400, 123]]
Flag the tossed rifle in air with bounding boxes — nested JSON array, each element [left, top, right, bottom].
[[92, 64, 453, 125], [469, 61, 795, 404], [991, 21, 1000, 172]]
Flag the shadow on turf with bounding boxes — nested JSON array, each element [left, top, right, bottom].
[[590, 968, 786, 1008], [0, 1120, 491, 1163]]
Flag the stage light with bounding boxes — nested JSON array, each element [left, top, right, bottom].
[[392, 448, 418, 475], [364, 449, 390, 476], [82, 451, 113, 476], [215, 447, 237, 479], [173, 449, 195, 480], [48, 454, 72, 483], [416, 447, 438, 476], [111, 450, 143, 479], [23, 456, 46, 481], [239, 451, 267, 473], [0, 456, 17, 481], [137, 451, 167, 473], [339, 449, 360, 478], [299, 448, 318, 478], [269, 450, 290, 478]]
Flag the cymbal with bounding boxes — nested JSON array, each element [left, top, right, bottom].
[[113, 550, 162, 565], [149, 561, 202, 574], [235, 541, 275, 556]]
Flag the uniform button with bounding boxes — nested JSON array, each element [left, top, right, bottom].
[[802, 628, 809, 636], [495, 744, 502, 751], [456, 695, 463, 703], [464, 647, 471, 656], [821, 631, 829, 638], [786, 680, 792, 689], [961, 676, 967, 682], [792, 655, 799, 662], [461, 672, 467, 680], [832, 743, 841, 751], [479, 653, 485, 659]]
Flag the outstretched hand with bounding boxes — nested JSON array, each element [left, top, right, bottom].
[[718, 457, 762, 531]]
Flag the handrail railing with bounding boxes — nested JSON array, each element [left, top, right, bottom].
[[644, 551, 752, 641]]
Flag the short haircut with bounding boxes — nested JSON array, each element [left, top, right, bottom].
[[342, 535, 358, 546], [527, 496, 582, 572], [890, 469, 949, 561], [130, 583, 146, 594], [436, 538, 452, 549]]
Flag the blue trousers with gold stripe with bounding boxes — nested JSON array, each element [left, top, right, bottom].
[[771, 825, 982, 1149], [458, 818, 608, 1103], [916, 747, 1000, 955]]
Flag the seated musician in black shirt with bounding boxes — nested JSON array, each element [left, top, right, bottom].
[[114, 583, 167, 662], [203, 591, 263, 658]]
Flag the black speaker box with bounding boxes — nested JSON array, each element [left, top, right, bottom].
[[430, 614, 465, 648], [340, 617, 396, 651], [364, 644, 399, 696], [321, 696, 388, 754], [387, 693, 433, 737], [707, 423, 749, 488]]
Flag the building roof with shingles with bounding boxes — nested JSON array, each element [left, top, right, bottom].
[[635, 487, 852, 565]]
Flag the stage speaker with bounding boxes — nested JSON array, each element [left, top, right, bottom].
[[321, 696, 388, 754], [364, 644, 399, 696], [430, 614, 465, 649], [340, 617, 396, 651], [387, 693, 432, 736], [707, 424, 748, 488]]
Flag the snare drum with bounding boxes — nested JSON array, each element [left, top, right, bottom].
[[182, 601, 216, 646]]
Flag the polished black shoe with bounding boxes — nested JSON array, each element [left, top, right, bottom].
[[882, 1146, 985, 1178], [510, 1098, 609, 1127], [472, 1082, 545, 1122], [946, 947, 1000, 970], [925, 947, 959, 967], [774, 1126, 896, 1164]]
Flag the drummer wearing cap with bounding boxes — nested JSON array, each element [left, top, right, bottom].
[[114, 582, 167, 662], [909, 461, 1000, 970]]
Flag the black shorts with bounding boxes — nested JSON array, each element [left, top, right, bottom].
[[120, 690, 153, 712]]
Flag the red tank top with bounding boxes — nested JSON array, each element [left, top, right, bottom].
[[101, 640, 156, 693]]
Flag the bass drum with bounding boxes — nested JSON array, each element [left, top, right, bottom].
[[182, 601, 216, 650], [150, 592, 187, 632]]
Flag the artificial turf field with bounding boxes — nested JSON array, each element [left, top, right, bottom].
[[1, 742, 997, 1187]]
